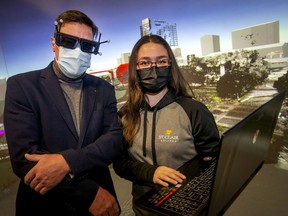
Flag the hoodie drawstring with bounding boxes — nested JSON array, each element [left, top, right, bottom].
[[151, 107, 158, 165], [142, 109, 148, 157], [142, 106, 158, 165]]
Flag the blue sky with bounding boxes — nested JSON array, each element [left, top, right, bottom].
[[0, 0, 287, 77]]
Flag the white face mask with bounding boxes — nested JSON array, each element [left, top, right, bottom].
[[56, 46, 91, 79]]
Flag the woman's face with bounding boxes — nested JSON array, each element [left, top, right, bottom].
[[137, 42, 169, 69], [136, 42, 172, 94]]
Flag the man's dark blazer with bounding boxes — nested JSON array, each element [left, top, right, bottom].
[[4, 62, 123, 215]]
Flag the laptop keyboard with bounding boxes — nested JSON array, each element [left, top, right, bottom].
[[147, 159, 216, 216]]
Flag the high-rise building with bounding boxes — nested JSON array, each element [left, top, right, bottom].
[[154, 20, 178, 46], [140, 18, 178, 47], [231, 21, 279, 49], [121, 52, 130, 64], [140, 18, 151, 37], [200, 35, 220, 56]]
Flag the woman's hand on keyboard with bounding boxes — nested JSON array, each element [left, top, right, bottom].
[[153, 166, 186, 187]]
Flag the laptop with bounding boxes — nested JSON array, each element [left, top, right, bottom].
[[135, 91, 285, 216]]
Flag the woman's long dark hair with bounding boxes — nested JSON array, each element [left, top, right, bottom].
[[119, 34, 193, 146]]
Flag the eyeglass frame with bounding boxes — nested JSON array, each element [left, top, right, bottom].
[[54, 32, 100, 54], [54, 19, 110, 55], [137, 58, 171, 70]]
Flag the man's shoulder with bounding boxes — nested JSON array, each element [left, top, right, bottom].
[[8, 63, 52, 80], [6, 64, 54, 91], [10, 70, 40, 79]]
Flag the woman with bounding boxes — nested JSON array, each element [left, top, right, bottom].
[[113, 34, 220, 215]]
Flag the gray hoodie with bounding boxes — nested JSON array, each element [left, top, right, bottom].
[[114, 89, 220, 199]]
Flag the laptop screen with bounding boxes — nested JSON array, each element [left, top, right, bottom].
[[207, 91, 285, 216]]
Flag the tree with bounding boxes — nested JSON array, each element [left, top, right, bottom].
[[216, 50, 269, 99], [181, 56, 206, 85], [273, 71, 288, 93]]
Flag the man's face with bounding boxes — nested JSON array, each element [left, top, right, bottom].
[[51, 22, 93, 60]]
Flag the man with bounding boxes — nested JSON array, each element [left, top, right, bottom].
[[4, 10, 123, 216]]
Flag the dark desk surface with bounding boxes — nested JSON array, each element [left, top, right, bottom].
[[224, 164, 288, 216]]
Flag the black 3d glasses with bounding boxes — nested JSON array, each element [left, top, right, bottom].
[[54, 32, 100, 54]]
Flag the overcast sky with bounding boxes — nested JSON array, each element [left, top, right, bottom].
[[0, 0, 287, 77]]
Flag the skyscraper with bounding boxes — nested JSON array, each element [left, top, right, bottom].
[[140, 18, 178, 47], [154, 20, 178, 46], [140, 18, 151, 37]]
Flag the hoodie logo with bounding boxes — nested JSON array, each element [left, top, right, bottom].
[[159, 130, 179, 143], [166, 130, 172, 135]]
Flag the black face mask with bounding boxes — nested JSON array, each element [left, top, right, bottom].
[[137, 66, 171, 93]]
